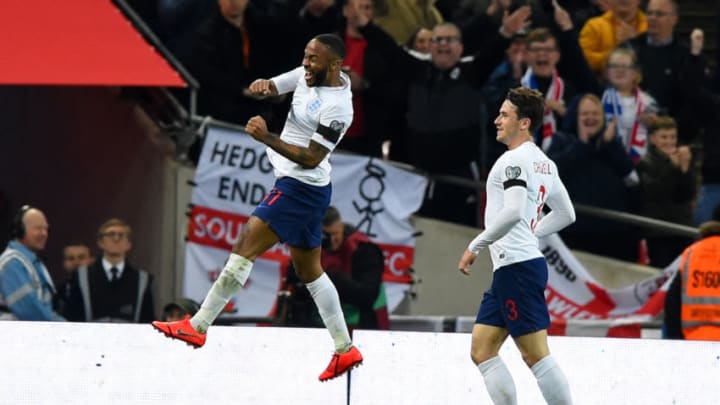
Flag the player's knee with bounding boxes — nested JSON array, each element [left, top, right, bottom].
[[470, 351, 485, 365], [294, 265, 323, 284], [520, 351, 545, 367], [470, 346, 496, 365]]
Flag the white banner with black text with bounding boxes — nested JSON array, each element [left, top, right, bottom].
[[183, 126, 428, 318], [541, 233, 677, 337]]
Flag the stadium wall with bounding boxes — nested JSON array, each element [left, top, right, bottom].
[[1, 321, 716, 404]]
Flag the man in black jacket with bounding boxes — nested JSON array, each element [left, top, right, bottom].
[[620, 0, 709, 144], [351, 2, 531, 226], [63, 218, 155, 323], [187, 0, 299, 130]]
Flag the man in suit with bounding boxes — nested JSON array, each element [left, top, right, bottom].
[[63, 218, 155, 323]]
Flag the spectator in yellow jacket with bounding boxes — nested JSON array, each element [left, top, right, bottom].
[[579, 0, 647, 74]]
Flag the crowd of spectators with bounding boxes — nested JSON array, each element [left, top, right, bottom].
[[128, 0, 718, 266]]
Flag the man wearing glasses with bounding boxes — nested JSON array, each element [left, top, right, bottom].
[[352, 2, 531, 227], [620, 0, 709, 145], [519, 0, 602, 151], [63, 218, 155, 323]]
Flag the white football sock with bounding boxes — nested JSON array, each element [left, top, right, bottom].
[[532, 355, 573, 405], [190, 254, 253, 333], [478, 356, 517, 405], [305, 272, 352, 352]]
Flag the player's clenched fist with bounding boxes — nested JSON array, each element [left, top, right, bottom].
[[248, 79, 278, 97], [245, 115, 268, 142]]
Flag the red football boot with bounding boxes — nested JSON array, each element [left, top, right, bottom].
[[318, 345, 363, 381], [152, 315, 207, 348]]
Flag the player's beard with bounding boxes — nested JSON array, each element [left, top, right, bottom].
[[310, 68, 328, 87]]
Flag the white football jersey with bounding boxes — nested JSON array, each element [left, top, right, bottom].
[[267, 66, 353, 186], [484, 141, 566, 270]]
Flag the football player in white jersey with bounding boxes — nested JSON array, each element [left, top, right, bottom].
[[153, 34, 363, 382], [458, 87, 576, 404]]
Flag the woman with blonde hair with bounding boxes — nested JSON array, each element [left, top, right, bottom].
[[546, 92, 641, 262]]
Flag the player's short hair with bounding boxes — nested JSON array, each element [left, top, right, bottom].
[[506, 87, 545, 133], [315, 33, 346, 60], [649, 115, 677, 134]]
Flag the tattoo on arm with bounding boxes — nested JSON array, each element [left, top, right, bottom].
[[262, 133, 330, 168]]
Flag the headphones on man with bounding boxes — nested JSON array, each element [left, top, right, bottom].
[[10, 205, 32, 240]]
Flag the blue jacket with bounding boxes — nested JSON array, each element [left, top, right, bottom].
[[0, 241, 64, 321]]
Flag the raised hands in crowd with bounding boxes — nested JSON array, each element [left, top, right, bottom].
[[499, 4, 532, 38]]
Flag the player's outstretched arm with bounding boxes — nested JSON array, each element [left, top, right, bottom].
[[249, 67, 304, 97], [247, 79, 278, 97]]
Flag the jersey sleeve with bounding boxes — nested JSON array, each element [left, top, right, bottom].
[[499, 154, 529, 190], [467, 152, 529, 253], [311, 105, 353, 151], [467, 185, 527, 254], [272, 66, 304, 95]]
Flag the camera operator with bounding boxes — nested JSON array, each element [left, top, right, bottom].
[[285, 206, 389, 330]]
